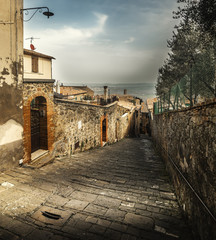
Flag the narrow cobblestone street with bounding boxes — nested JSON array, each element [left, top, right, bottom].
[[0, 136, 193, 240]]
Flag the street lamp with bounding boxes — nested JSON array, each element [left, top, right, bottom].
[[20, 7, 54, 22]]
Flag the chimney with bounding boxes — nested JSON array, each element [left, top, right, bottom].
[[104, 86, 108, 103], [56, 80, 60, 94], [124, 89, 127, 95]]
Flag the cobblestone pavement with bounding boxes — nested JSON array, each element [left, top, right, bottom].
[[0, 136, 193, 240]]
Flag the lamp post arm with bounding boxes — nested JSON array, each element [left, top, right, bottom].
[[20, 7, 52, 22]]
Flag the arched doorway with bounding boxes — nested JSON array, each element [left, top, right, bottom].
[[101, 115, 108, 146], [102, 119, 107, 142], [31, 96, 48, 153]]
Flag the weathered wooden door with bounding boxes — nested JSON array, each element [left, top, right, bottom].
[[102, 119, 106, 142], [31, 109, 40, 153], [30, 96, 48, 153]]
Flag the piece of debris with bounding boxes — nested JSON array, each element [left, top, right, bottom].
[[155, 225, 166, 234], [1, 182, 14, 188]]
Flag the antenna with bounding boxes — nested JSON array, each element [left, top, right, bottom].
[[25, 37, 40, 50]]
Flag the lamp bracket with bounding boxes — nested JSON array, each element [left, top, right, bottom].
[[20, 7, 53, 22]]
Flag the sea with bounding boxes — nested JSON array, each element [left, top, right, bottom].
[[86, 82, 156, 101]]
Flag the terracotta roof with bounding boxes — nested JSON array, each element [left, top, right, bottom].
[[118, 101, 134, 110], [60, 86, 87, 96], [24, 49, 55, 60], [75, 86, 94, 94]]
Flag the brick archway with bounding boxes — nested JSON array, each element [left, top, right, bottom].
[[100, 115, 108, 147], [23, 92, 54, 163]]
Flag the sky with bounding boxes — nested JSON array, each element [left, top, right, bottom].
[[23, 0, 179, 85]]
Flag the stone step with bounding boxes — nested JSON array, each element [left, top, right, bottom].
[[31, 149, 49, 162], [29, 150, 55, 169]]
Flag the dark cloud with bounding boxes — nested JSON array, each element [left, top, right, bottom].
[[24, 0, 178, 84]]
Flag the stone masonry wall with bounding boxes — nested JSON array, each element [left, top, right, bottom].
[[116, 105, 141, 140], [54, 100, 119, 156], [151, 100, 216, 240], [117, 112, 130, 140]]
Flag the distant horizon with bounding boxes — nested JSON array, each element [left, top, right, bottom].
[[60, 82, 156, 86], [66, 82, 156, 100]]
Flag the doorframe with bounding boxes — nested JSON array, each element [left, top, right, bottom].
[[23, 92, 54, 163], [100, 114, 108, 147]]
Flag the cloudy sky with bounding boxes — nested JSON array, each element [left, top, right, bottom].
[[23, 0, 179, 85]]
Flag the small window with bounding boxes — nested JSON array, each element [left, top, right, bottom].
[[75, 142, 79, 150], [32, 56, 38, 73]]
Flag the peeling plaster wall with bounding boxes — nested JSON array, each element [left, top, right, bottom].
[[0, 0, 24, 170], [0, 120, 23, 145]]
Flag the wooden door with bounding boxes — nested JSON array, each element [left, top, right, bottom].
[[31, 109, 40, 152], [102, 119, 106, 142]]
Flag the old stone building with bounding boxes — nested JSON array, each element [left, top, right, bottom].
[[23, 49, 55, 163], [0, 0, 23, 170], [59, 85, 87, 101], [59, 85, 94, 100], [0, 0, 141, 169], [74, 85, 94, 98], [21, 49, 141, 164], [53, 97, 141, 158]]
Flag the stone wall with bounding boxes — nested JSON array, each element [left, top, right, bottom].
[[22, 82, 141, 162], [116, 112, 130, 140], [54, 100, 119, 156], [53, 100, 140, 157], [151, 100, 216, 240], [0, 0, 24, 171], [117, 105, 141, 140]]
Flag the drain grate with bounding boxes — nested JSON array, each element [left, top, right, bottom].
[[41, 211, 63, 220], [32, 206, 71, 226]]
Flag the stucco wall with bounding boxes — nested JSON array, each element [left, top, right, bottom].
[[0, 0, 23, 170], [24, 55, 52, 79], [151, 100, 216, 240]]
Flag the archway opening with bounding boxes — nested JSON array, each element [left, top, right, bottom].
[[30, 96, 48, 153], [102, 118, 107, 142]]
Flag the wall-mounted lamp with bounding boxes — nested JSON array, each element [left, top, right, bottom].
[[20, 7, 54, 22]]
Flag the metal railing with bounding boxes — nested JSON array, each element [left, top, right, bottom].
[[155, 62, 216, 114]]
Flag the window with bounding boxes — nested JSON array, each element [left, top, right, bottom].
[[32, 56, 38, 73]]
